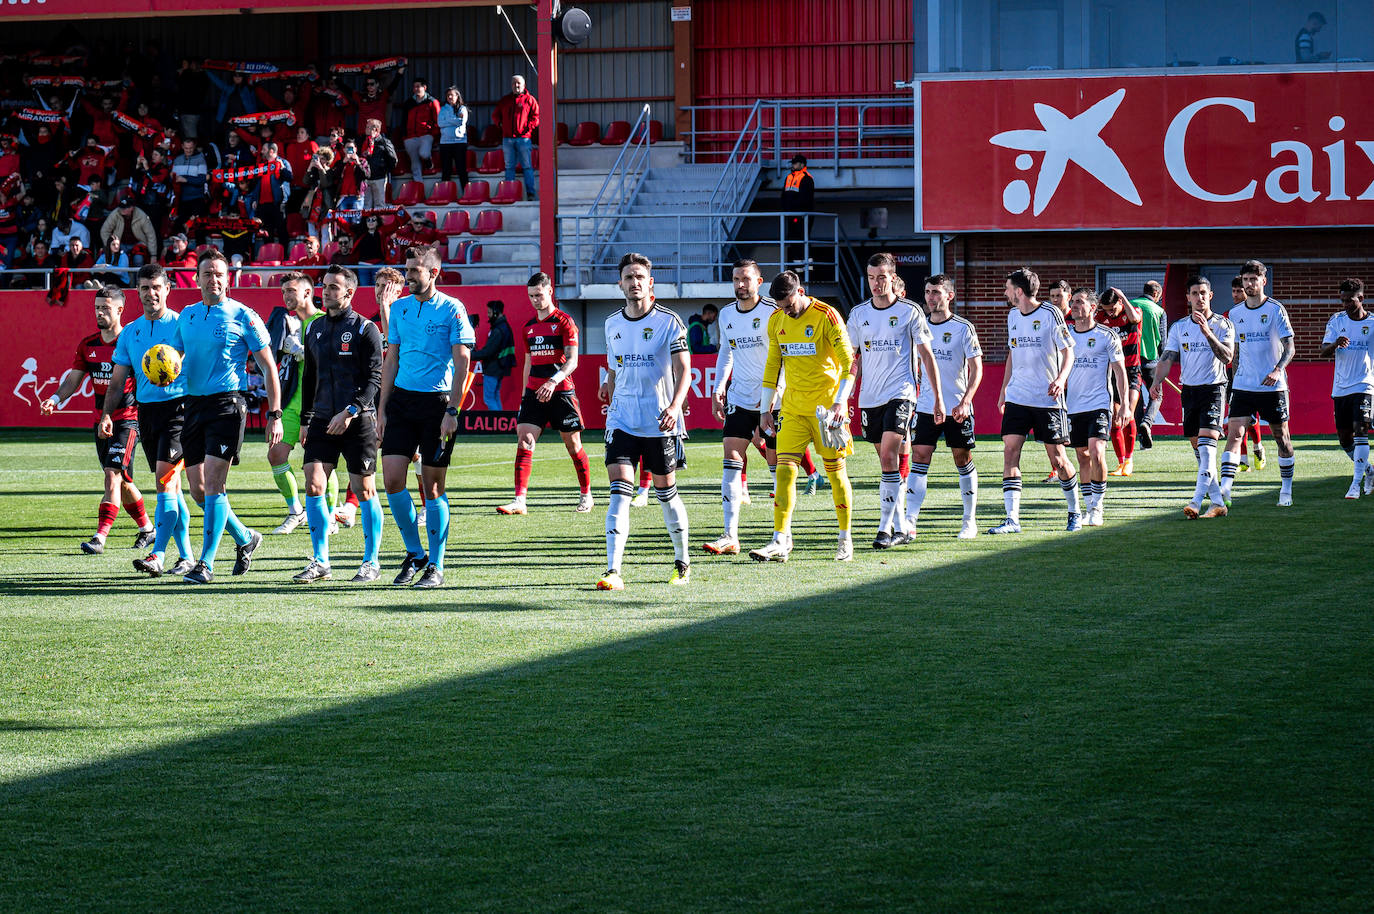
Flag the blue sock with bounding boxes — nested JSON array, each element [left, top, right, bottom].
[[223, 503, 252, 546], [425, 495, 450, 572], [174, 494, 193, 559], [152, 491, 176, 560], [360, 496, 383, 565], [305, 494, 331, 564], [386, 490, 425, 558], [200, 492, 230, 569]]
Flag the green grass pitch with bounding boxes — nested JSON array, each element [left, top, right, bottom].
[[0, 429, 1370, 911]]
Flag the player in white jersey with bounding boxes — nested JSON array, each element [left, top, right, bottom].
[[903, 273, 982, 540], [704, 259, 776, 554], [1319, 278, 1374, 499], [1151, 276, 1235, 517], [845, 253, 942, 549], [1065, 289, 1129, 527], [1219, 260, 1297, 507], [991, 267, 1082, 534], [597, 253, 692, 590]]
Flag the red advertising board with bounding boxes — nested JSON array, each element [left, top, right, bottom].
[[918, 70, 1374, 231], [4, 0, 462, 20]]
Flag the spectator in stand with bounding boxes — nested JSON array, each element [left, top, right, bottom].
[[11, 239, 57, 290], [248, 141, 292, 246], [73, 136, 114, 190], [49, 235, 95, 304], [1295, 11, 1329, 63], [385, 211, 438, 264], [127, 101, 166, 162], [172, 137, 210, 229], [255, 79, 310, 130], [28, 217, 54, 257], [0, 175, 22, 269], [687, 303, 719, 354], [293, 234, 325, 283], [300, 147, 338, 241], [19, 124, 61, 186], [176, 58, 211, 139], [211, 180, 258, 264], [79, 87, 129, 149], [161, 232, 197, 288], [83, 177, 112, 231], [206, 69, 257, 138], [401, 77, 440, 183], [493, 75, 539, 199], [354, 212, 388, 281], [0, 135, 22, 181], [352, 68, 405, 136], [469, 299, 514, 410], [331, 138, 371, 215], [220, 128, 256, 172], [284, 126, 319, 204], [311, 76, 354, 142], [329, 229, 355, 269], [51, 212, 92, 254], [89, 235, 133, 288], [437, 87, 470, 190], [133, 147, 174, 238], [360, 118, 398, 209]]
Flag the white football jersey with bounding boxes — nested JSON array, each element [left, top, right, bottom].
[[1229, 297, 1293, 392], [1322, 311, 1374, 396], [916, 314, 982, 415], [846, 297, 932, 408], [1065, 325, 1123, 414], [604, 304, 688, 437], [1163, 313, 1234, 387], [1004, 303, 1073, 409], [714, 296, 777, 409]]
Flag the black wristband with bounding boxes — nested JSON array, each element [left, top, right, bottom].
[[445, 406, 459, 416], [266, 409, 283, 420]]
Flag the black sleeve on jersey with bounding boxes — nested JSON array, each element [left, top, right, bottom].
[[352, 317, 384, 412], [299, 329, 319, 426]]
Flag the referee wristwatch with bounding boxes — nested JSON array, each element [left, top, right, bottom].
[[266, 409, 283, 420], [345, 404, 360, 417], [445, 406, 459, 417]]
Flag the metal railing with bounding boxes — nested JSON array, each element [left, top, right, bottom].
[[581, 103, 657, 265], [682, 97, 914, 172]]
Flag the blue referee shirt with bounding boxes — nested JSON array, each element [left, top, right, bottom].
[[387, 290, 475, 393], [172, 298, 271, 397], [113, 310, 186, 402]]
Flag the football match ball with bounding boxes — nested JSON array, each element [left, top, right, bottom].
[[142, 344, 182, 387]]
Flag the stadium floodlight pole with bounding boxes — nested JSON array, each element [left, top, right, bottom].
[[537, 0, 558, 279]]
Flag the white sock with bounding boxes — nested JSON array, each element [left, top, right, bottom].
[[1353, 437, 1369, 486], [1278, 455, 1295, 495], [1193, 439, 1217, 505], [957, 462, 977, 524], [605, 480, 632, 572], [1219, 452, 1239, 499], [905, 462, 930, 528], [878, 471, 902, 534], [769, 465, 777, 496], [1002, 476, 1022, 522], [721, 458, 743, 539], [657, 485, 689, 563], [1061, 474, 1082, 517]]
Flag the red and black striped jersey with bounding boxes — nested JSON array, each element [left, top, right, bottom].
[[521, 309, 579, 392], [73, 330, 137, 419], [1097, 310, 1141, 369]]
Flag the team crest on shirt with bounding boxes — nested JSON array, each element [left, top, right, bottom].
[[889, 316, 898, 327], [943, 332, 952, 343], [1260, 314, 1269, 324], [1088, 338, 1096, 347], [752, 317, 760, 329], [1363, 326, 1370, 335], [804, 325, 814, 338], [1032, 320, 1041, 330], [643, 328, 654, 341]]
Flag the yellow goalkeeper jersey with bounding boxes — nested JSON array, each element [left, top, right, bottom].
[[763, 297, 854, 414]]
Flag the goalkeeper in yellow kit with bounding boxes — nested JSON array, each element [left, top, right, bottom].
[[750, 271, 856, 562]]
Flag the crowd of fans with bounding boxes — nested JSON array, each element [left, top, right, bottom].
[[0, 39, 476, 299]]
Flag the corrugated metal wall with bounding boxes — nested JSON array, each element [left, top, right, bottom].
[[8, 0, 675, 135]]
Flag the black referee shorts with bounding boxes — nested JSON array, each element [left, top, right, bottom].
[[183, 392, 247, 467]]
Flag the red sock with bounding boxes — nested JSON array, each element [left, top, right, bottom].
[[571, 448, 591, 494], [1240, 437, 1248, 456], [345, 488, 359, 508], [123, 496, 150, 529], [1110, 425, 1126, 462], [514, 447, 534, 496], [639, 466, 652, 489], [1122, 418, 1137, 459], [96, 501, 119, 537], [1249, 423, 1263, 446], [754, 440, 768, 460], [741, 470, 748, 485], [801, 450, 817, 475], [898, 452, 910, 480]]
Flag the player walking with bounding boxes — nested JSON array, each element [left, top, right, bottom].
[[496, 272, 594, 515], [173, 250, 280, 584], [1218, 260, 1297, 507], [1095, 287, 1143, 476], [1065, 289, 1129, 526], [377, 244, 474, 588], [41, 287, 155, 555], [1149, 276, 1235, 517], [265, 272, 326, 535], [292, 266, 387, 583], [750, 270, 856, 563], [904, 273, 982, 540], [990, 267, 1082, 534], [846, 253, 942, 548], [100, 264, 197, 576], [597, 253, 692, 590], [703, 259, 776, 555], [1318, 278, 1374, 499]]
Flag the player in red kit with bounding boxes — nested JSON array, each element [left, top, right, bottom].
[[497, 272, 594, 515], [40, 286, 154, 554], [1096, 287, 1143, 475]]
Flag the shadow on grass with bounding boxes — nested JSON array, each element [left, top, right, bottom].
[[0, 481, 1371, 912]]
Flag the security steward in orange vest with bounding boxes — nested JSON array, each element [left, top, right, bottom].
[[781, 153, 815, 269]]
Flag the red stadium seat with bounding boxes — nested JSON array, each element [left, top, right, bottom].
[[265, 272, 290, 287], [475, 124, 502, 148], [469, 210, 503, 236], [632, 120, 664, 144], [439, 269, 463, 285], [392, 181, 425, 208], [287, 242, 308, 262], [466, 148, 478, 173], [531, 147, 540, 171], [254, 243, 284, 264], [450, 240, 471, 264], [458, 181, 491, 206], [556, 122, 570, 145], [477, 150, 504, 175], [285, 214, 307, 238], [322, 241, 340, 261], [439, 210, 470, 238], [601, 121, 632, 145], [194, 243, 215, 258], [427, 180, 458, 206], [467, 242, 483, 263], [492, 180, 523, 204], [237, 271, 262, 288], [569, 121, 600, 146]]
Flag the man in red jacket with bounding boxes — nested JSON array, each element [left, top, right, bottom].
[[401, 78, 440, 183], [493, 74, 539, 199]]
